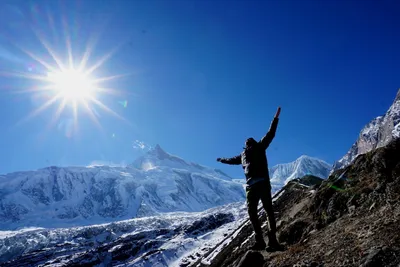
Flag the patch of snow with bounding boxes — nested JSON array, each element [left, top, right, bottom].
[[272, 190, 285, 202]]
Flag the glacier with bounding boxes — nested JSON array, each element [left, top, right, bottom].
[[0, 201, 249, 266]]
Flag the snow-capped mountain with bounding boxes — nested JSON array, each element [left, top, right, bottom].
[[333, 89, 400, 171], [269, 155, 332, 192], [0, 145, 245, 230]]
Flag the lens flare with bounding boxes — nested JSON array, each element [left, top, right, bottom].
[[119, 100, 128, 108]]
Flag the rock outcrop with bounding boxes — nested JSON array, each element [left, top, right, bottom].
[[333, 89, 400, 171]]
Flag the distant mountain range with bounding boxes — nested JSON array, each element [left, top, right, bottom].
[[0, 145, 245, 230], [0, 141, 333, 230]]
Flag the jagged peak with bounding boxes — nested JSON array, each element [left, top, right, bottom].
[[395, 88, 400, 103], [146, 144, 169, 159], [150, 144, 165, 153]]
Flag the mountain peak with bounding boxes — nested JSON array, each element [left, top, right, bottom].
[[297, 155, 312, 160], [154, 144, 163, 151], [332, 88, 400, 172], [395, 88, 400, 103], [148, 144, 168, 159], [269, 155, 332, 193], [296, 155, 330, 165]]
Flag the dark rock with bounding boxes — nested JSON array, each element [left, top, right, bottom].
[[235, 250, 264, 267], [360, 246, 400, 267], [294, 175, 324, 187], [183, 213, 234, 237], [292, 261, 323, 267], [278, 219, 311, 245]]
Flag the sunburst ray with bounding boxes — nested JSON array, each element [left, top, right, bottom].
[[89, 96, 128, 122], [16, 45, 57, 72], [31, 27, 66, 71], [46, 98, 68, 130], [72, 99, 79, 131], [0, 71, 48, 82], [80, 99, 102, 129], [16, 94, 62, 126], [92, 73, 132, 84], [62, 14, 74, 69], [78, 32, 101, 73], [84, 44, 121, 76]]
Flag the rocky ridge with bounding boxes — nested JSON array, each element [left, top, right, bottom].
[[333, 89, 400, 171]]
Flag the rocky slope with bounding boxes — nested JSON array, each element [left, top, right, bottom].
[[333, 89, 400, 171], [0, 145, 245, 230], [204, 138, 400, 267]]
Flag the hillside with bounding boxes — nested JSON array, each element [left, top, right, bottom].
[[204, 138, 400, 267]]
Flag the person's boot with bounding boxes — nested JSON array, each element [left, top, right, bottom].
[[250, 234, 266, 250], [265, 233, 284, 252], [250, 241, 267, 250], [265, 242, 284, 252]]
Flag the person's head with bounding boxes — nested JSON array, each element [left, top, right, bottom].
[[245, 137, 257, 148]]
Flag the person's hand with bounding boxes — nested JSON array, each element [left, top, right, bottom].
[[274, 107, 281, 119], [216, 158, 222, 162]]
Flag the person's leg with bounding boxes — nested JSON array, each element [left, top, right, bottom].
[[259, 181, 279, 246], [246, 186, 265, 248]]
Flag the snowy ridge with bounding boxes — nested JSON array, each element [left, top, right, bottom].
[[0, 145, 245, 230], [269, 155, 332, 192], [333, 89, 400, 171]]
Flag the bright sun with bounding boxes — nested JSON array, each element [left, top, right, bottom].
[[4, 18, 130, 135], [0, 6, 132, 137], [47, 69, 96, 101]]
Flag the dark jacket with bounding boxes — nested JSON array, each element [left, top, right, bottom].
[[220, 118, 279, 183]]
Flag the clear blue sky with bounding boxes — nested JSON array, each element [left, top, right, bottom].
[[0, 0, 399, 178]]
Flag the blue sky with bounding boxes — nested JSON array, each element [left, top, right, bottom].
[[0, 0, 399, 178]]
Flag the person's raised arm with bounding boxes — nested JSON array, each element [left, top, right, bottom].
[[260, 107, 281, 149], [217, 155, 242, 165]]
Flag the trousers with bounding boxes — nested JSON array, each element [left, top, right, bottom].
[[245, 179, 277, 244]]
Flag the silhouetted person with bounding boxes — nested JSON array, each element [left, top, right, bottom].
[[217, 107, 283, 251]]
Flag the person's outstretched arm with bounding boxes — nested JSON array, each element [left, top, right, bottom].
[[260, 107, 281, 149], [217, 155, 241, 165]]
